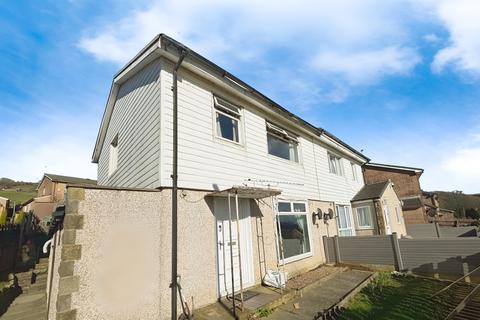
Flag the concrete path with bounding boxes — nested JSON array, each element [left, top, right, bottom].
[[266, 269, 372, 319]]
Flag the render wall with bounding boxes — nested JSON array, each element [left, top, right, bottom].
[[380, 183, 407, 237], [57, 187, 335, 319], [97, 60, 162, 188]]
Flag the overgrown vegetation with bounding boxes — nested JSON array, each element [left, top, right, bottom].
[[436, 191, 480, 218], [253, 307, 274, 318], [340, 273, 470, 320]]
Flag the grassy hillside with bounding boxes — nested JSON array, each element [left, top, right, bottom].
[[436, 191, 480, 218], [0, 178, 37, 205]]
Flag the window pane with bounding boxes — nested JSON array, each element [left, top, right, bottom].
[[217, 112, 239, 142], [278, 202, 291, 212], [268, 133, 297, 161], [277, 215, 310, 259], [357, 207, 372, 227], [293, 203, 306, 212]]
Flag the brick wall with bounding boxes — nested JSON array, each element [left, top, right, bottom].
[[363, 167, 422, 198]]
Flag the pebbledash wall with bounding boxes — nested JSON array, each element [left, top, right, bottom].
[[48, 186, 338, 319]]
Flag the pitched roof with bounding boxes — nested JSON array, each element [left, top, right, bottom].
[[363, 162, 424, 174], [351, 181, 391, 202], [44, 174, 97, 186], [92, 34, 369, 165]]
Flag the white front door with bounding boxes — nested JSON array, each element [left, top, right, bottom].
[[383, 202, 392, 234], [337, 205, 356, 236], [215, 197, 254, 297]]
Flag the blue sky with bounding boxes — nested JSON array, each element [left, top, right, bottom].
[[1, 0, 479, 193]]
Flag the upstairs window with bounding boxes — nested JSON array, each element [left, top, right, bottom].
[[328, 152, 344, 176], [351, 162, 358, 181], [266, 122, 299, 162], [214, 96, 241, 143], [108, 134, 118, 177]]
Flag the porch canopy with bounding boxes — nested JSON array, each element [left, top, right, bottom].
[[206, 185, 281, 315], [207, 185, 282, 199]]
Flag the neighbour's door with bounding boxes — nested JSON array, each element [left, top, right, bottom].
[[215, 197, 254, 297], [383, 202, 392, 234], [336, 205, 355, 236]]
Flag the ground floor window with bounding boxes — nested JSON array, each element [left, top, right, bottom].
[[356, 206, 373, 229], [337, 205, 355, 236], [276, 200, 312, 262]]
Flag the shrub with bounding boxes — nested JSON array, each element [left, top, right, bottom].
[[13, 210, 25, 224], [0, 208, 7, 225]]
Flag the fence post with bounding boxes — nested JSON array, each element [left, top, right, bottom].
[[333, 235, 341, 264], [390, 232, 404, 271], [434, 222, 442, 238], [323, 236, 330, 264]]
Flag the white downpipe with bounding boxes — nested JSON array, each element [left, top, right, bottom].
[[43, 238, 53, 254]]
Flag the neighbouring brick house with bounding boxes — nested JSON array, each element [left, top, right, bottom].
[[22, 174, 97, 220], [362, 163, 427, 224]]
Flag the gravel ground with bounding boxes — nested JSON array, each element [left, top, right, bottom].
[[286, 265, 345, 290]]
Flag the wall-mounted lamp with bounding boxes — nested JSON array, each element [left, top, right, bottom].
[[312, 208, 322, 224], [323, 209, 334, 223]]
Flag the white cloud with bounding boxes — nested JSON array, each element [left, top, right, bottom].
[[423, 33, 440, 43], [312, 47, 420, 85], [441, 147, 480, 179], [430, 0, 480, 74], [78, 0, 420, 91], [0, 112, 97, 182]]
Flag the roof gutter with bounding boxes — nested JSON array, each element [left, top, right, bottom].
[[92, 34, 370, 164]]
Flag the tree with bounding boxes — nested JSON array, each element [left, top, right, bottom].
[[465, 208, 480, 220]]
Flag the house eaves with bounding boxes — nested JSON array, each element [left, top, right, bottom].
[[92, 34, 370, 164], [364, 162, 424, 175]]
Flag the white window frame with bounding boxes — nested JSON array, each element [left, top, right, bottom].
[[395, 206, 402, 224], [328, 152, 344, 176], [336, 204, 355, 236], [108, 134, 118, 177], [266, 122, 299, 163], [355, 206, 374, 229], [275, 199, 313, 264], [351, 162, 358, 181], [213, 96, 243, 144]]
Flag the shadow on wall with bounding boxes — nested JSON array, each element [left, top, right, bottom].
[[116, 61, 160, 100], [410, 252, 480, 282]]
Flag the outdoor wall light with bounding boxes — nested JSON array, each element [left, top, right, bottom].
[[312, 208, 322, 224], [323, 209, 334, 222]]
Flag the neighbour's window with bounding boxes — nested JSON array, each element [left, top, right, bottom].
[[356, 206, 373, 229], [337, 205, 354, 236], [266, 122, 299, 162], [108, 134, 119, 177], [328, 152, 344, 176], [275, 200, 311, 262], [214, 96, 241, 143], [351, 162, 357, 181], [395, 206, 402, 223]]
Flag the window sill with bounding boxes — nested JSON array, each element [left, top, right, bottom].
[[357, 226, 374, 230], [267, 153, 302, 166], [214, 136, 245, 148], [278, 252, 313, 265]]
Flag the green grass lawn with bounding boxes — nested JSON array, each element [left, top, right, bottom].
[[340, 273, 472, 320], [0, 190, 36, 205]]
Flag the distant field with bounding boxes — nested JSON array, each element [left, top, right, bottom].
[[0, 190, 37, 205]]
